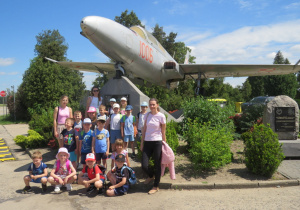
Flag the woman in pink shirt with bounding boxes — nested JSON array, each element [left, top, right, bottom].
[[140, 98, 166, 195], [53, 95, 73, 143]]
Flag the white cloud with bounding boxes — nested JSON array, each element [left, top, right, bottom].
[[284, 2, 300, 9], [0, 58, 16, 66], [238, 0, 252, 9], [183, 19, 300, 64], [0, 71, 18, 75]]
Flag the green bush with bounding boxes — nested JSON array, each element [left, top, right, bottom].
[[184, 121, 233, 170], [182, 97, 235, 131], [243, 124, 284, 177], [166, 120, 179, 154], [237, 105, 264, 133], [14, 130, 46, 149], [28, 107, 54, 141]]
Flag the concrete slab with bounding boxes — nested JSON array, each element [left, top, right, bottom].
[[277, 160, 300, 179], [279, 139, 300, 157]]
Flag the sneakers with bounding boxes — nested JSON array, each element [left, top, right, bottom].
[[87, 185, 96, 194], [54, 184, 61, 193], [66, 184, 72, 191], [23, 186, 32, 193], [98, 188, 103, 195], [42, 184, 47, 192]]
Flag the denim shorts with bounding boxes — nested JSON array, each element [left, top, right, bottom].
[[114, 184, 129, 195], [124, 135, 134, 142], [30, 177, 47, 183], [110, 130, 121, 144]]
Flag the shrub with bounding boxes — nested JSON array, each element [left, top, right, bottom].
[[28, 107, 54, 141], [166, 120, 179, 154], [184, 121, 233, 170], [182, 97, 235, 133], [14, 130, 46, 149], [237, 105, 264, 133], [243, 124, 284, 177]]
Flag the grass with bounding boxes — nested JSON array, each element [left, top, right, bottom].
[[0, 115, 28, 125]]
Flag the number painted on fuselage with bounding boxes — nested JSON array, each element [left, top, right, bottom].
[[139, 41, 153, 63]]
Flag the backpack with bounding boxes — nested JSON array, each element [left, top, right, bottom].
[[85, 164, 106, 179], [121, 165, 136, 185], [30, 162, 46, 172], [54, 159, 71, 174]]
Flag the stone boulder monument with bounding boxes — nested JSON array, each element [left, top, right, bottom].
[[263, 95, 299, 140]]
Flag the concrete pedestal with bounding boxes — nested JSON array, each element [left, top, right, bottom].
[[279, 139, 300, 158], [100, 76, 182, 122]]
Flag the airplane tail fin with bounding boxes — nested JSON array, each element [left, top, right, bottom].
[[184, 50, 190, 64]]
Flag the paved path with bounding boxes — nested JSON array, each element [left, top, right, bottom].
[[278, 160, 300, 179]]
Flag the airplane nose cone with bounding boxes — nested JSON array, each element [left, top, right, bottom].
[[80, 16, 99, 36]]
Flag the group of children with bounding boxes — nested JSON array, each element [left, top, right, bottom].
[[23, 98, 149, 196]]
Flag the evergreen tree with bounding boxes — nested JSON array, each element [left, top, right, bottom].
[[115, 10, 144, 28], [263, 51, 297, 98]]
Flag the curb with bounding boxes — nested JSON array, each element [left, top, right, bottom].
[[26, 148, 300, 191]]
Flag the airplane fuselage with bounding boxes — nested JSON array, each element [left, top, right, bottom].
[[80, 16, 184, 86]]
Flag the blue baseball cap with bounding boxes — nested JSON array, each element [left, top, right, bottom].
[[110, 98, 116, 102], [141, 101, 148, 107], [125, 105, 133, 110]]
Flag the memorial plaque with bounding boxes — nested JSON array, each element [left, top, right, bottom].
[[275, 107, 295, 132]]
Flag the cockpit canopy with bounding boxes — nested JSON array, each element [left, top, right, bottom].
[[130, 26, 165, 53]]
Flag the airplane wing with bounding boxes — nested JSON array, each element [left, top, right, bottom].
[[45, 57, 115, 74], [179, 63, 300, 79]]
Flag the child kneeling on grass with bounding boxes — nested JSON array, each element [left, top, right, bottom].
[[106, 154, 130, 196], [78, 153, 105, 194]]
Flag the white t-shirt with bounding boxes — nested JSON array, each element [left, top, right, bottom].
[[90, 96, 102, 109], [144, 112, 166, 141], [138, 112, 147, 130], [110, 113, 122, 130]]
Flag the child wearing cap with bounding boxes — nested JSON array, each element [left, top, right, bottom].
[[78, 153, 105, 194], [108, 98, 116, 115], [136, 102, 148, 144], [105, 103, 122, 151], [92, 116, 110, 169], [106, 154, 130, 196], [97, 104, 107, 120], [48, 147, 77, 193], [87, 107, 97, 130], [120, 97, 127, 115], [79, 118, 94, 169], [120, 105, 136, 156]]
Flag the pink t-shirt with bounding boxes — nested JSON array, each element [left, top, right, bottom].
[[144, 112, 166, 141], [57, 106, 70, 124]]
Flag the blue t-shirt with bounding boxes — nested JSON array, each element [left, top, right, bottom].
[[61, 128, 79, 152], [79, 129, 93, 153], [121, 115, 136, 136], [93, 128, 109, 153], [27, 162, 47, 175]]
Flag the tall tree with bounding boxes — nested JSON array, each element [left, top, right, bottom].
[[18, 30, 85, 117], [115, 10, 144, 28], [263, 51, 297, 98]]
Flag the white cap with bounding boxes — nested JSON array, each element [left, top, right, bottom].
[[120, 97, 127, 101], [97, 115, 107, 121], [113, 103, 120, 109], [83, 118, 92, 124]]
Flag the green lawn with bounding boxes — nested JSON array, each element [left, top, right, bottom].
[[0, 115, 28, 125]]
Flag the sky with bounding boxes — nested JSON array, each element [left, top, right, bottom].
[[1, 0, 300, 93]]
